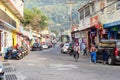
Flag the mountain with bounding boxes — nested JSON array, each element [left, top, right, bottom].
[[24, 0, 89, 31]]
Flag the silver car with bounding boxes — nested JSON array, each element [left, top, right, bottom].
[[61, 43, 70, 53]]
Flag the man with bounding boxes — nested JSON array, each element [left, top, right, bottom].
[[90, 45, 97, 63]]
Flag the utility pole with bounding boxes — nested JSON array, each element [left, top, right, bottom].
[[65, 0, 76, 42]]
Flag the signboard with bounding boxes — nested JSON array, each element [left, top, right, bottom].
[[90, 16, 101, 29], [75, 33, 79, 38], [103, 20, 120, 28], [90, 16, 98, 26]]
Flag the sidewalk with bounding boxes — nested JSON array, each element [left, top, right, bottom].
[[2, 60, 18, 80]]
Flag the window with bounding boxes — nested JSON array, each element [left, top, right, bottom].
[[106, 0, 116, 13], [0, 9, 16, 28], [85, 6, 90, 17], [117, 0, 120, 10], [80, 10, 84, 20], [91, 3, 95, 13], [107, 0, 113, 4], [4, 32, 7, 47]]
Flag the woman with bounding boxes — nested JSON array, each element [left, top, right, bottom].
[[74, 43, 80, 62]]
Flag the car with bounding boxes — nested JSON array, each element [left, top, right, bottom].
[[31, 43, 43, 51], [46, 42, 53, 48], [96, 40, 120, 65], [61, 43, 70, 53], [42, 43, 48, 49]]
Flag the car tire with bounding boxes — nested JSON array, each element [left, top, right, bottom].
[[108, 57, 114, 65]]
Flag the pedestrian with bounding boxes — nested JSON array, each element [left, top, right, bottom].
[[83, 47, 87, 56], [80, 42, 86, 55], [73, 43, 80, 62], [102, 48, 108, 64], [90, 44, 97, 64]]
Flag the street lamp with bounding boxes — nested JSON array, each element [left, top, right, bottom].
[[65, 0, 76, 42]]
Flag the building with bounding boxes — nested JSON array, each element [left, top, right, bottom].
[[78, 0, 120, 49], [0, 0, 24, 53]]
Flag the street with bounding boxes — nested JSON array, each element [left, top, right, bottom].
[[5, 44, 120, 80]]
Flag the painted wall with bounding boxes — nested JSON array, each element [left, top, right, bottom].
[[0, 1, 23, 47], [0, 1, 21, 30]]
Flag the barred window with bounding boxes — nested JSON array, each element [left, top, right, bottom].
[[85, 6, 90, 17], [91, 3, 95, 13], [80, 10, 84, 20], [117, 0, 120, 10], [0, 9, 16, 28]]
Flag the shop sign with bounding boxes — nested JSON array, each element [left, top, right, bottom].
[[75, 33, 80, 38], [90, 16, 100, 29], [103, 20, 120, 28]]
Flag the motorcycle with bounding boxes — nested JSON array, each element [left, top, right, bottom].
[[4, 47, 23, 60]]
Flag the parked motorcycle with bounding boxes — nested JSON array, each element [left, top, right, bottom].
[[4, 47, 23, 60]]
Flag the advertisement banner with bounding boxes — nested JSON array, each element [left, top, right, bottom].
[[90, 16, 98, 26]]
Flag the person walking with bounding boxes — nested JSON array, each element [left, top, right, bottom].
[[80, 42, 86, 55], [83, 46, 87, 56], [90, 44, 97, 63], [73, 43, 80, 62]]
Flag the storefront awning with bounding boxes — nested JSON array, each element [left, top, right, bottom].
[[0, 19, 23, 35], [103, 20, 120, 28], [0, 19, 16, 30]]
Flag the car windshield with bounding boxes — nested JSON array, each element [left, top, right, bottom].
[[64, 43, 69, 46], [33, 43, 40, 47]]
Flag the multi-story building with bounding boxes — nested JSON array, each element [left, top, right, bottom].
[[0, 0, 24, 53], [78, 0, 120, 49]]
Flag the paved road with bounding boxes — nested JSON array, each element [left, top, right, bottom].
[[7, 44, 120, 80]]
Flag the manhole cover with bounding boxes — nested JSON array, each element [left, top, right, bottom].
[[5, 74, 17, 80], [3, 67, 14, 73], [3, 63, 10, 66]]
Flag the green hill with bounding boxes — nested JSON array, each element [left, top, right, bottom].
[[24, 0, 89, 31]]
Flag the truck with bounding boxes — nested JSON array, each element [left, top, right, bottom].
[[96, 40, 120, 65]]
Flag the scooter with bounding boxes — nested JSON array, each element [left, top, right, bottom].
[[4, 47, 23, 60]]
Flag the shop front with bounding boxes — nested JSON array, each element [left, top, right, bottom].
[[89, 16, 102, 48], [102, 20, 120, 40], [0, 19, 18, 54]]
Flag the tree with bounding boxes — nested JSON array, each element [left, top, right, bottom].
[[51, 30, 59, 35], [23, 8, 48, 31]]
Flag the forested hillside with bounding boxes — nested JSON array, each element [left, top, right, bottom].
[[24, 0, 89, 31]]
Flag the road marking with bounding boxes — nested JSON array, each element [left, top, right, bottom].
[[49, 64, 78, 71], [37, 58, 47, 60], [27, 63, 35, 66]]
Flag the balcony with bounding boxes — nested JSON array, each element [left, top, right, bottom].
[[2, 0, 24, 20]]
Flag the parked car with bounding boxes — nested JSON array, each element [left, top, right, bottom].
[[96, 40, 120, 65], [61, 43, 70, 53], [46, 42, 53, 48], [42, 43, 48, 49], [31, 43, 43, 51]]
